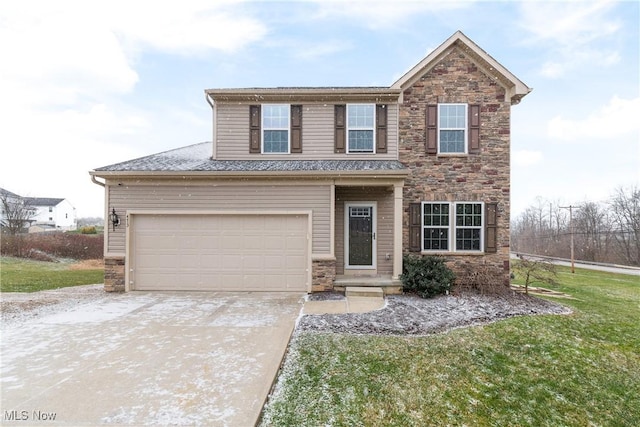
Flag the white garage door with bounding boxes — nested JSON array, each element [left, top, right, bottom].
[[131, 214, 309, 292]]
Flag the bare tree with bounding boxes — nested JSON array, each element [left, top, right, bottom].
[[609, 186, 640, 266], [512, 187, 638, 266], [575, 202, 608, 262], [512, 256, 558, 295], [0, 192, 36, 235]]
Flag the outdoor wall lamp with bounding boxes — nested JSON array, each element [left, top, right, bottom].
[[110, 208, 120, 231]]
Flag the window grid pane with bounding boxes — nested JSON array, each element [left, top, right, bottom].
[[439, 104, 466, 154], [347, 104, 374, 127], [456, 229, 481, 251], [423, 203, 450, 251], [440, 130, 465, 153], [455, 203, 482, 251], [347, 104, 374, 153], [263, 104, 289, 153], [348, 130, 374, 152], [264, 130, 288, 153]]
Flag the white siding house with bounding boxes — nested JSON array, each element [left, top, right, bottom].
[[23, 198, 77, 231]]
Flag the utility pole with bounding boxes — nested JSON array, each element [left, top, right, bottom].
[[560, 205, 579, 273]]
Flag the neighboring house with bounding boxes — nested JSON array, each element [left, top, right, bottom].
[[0, 188, 77, 233], [23, 198, 77, 232], [90, 31, 530, 293]]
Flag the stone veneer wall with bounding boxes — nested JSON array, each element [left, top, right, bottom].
[[312, 259, 336, 292], [399, 44, 512, 288], [104, 257, 125, 292]]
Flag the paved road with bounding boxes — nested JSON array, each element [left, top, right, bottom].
[[511, 253, 640, 277]]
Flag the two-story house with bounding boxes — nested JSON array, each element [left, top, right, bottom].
[[1, 189, 77, 233], [24, 197, 77, 232], [90, 31, 530, 293]]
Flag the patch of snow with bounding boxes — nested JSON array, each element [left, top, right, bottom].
[[41, 299, 151, 324], [297, 292, 572, 336]]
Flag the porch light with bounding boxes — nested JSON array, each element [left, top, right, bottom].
[[110, 208, 120, 231]]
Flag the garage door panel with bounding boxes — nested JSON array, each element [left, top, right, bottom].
[[263, 255, 285, 269], [132, 214, 308, 292]]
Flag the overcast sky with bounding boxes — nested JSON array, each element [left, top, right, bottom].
[[0, 0, 638, 219]]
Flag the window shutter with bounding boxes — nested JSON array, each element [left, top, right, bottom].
[[376, 104, 387, 153], [335, 105, 346, 153], [409, 202, 422, 252], [468, 104, 480, 154], [485, 202, 498, 253], [249, 105, 261, 154], [291, 105, 302, 153], [426, 104, 438, 155]]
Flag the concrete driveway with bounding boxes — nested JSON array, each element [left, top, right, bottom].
[[1, 291, 303, 426]]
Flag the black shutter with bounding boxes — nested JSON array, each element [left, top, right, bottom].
[[426, 104, 438, 155], [249, 105, 261, 153], [291, 105, 302, 153], [376, 104, 387, 153], [468, 104, 480, 154], [485, 202, 498, 253], [409, 202, 422, 252], [335, 105, 346, 153]]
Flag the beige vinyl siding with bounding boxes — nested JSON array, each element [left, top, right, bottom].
[[215, 103, 398, 160], [335, 186, 394, 275], [107, 181, 331, 255]]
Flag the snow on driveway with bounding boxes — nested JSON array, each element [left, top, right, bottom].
[[1, 290, 303, 426]]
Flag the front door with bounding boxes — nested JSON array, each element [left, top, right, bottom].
[[345, 202, 376, 270]]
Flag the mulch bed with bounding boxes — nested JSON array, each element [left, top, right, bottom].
[[298, 291, 572, 335]]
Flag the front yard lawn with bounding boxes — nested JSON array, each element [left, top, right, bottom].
[[262, 266, 640, 426], [0, 257, 104, 292]]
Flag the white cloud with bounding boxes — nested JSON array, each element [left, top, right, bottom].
[[292, 39, 354, 61], [513, 150, 543, 167], [539, 49, 620, 78], [548, 96, 640, 142], [520, 0, 620, 43], [0, 1, 267, 107], [0, 4, 138, 108], [0, 0, 264, 217], [311, 0, 471, 29], [519, 0, 622, 78], [106, 0, 268, 54]]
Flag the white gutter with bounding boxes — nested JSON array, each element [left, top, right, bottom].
[[90, 174, 105, 187]]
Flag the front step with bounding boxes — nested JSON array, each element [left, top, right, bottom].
[[334, 276, 403, 295], [345, 286, 384, 298]]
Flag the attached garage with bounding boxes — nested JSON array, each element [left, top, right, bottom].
[[129, 213, 310, 292]]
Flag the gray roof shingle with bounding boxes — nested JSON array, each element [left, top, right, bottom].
[[94, 142, 408, 173], [23, 197, 64, 206]]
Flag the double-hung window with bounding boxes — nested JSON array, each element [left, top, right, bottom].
[[438, 103, 467, 154], [347, 104, 375, 153], [422, 202, 483, 252], [262, 104, 290, 154], [455, 203, 483, 251]]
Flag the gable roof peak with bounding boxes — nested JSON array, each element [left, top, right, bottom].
[[391, 30, 531, 105]]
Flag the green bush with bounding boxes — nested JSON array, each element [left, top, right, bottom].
[[401, 255, 455, 298], [80, 226, 97, 234]]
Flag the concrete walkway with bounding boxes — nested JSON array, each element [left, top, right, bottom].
[[1, 292, 302, 426], [302, 290, 385, 315]]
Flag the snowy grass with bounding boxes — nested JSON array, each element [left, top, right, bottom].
[[0, 256, 103, 292], [261, 266, 640, 426]]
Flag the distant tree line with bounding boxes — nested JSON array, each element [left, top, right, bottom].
[[511, 186, 639, 266]]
